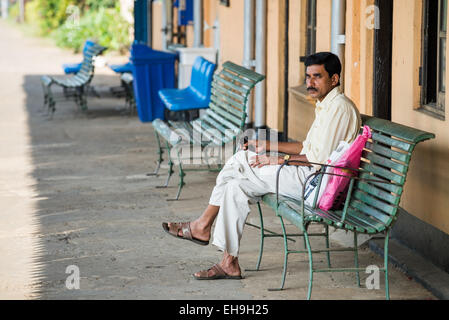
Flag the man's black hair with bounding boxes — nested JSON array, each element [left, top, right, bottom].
[[304, 52, 342, 84]]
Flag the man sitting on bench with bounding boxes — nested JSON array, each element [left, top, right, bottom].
[[162, 52, 362, 280]]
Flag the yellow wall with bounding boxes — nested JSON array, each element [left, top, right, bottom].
[[288, 0, 315, 142], [216, 0, 244, 66], [344, 0, 374, 115], [265, 0, 286, 131], [391, 0, 449, 235], [203, 0, 218, 48], [152, 1, 163, 50], [218, 0, 286, 132], [316, 0, 332, 52]]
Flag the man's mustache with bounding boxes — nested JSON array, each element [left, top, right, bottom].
[[307, 87, 317, 92]]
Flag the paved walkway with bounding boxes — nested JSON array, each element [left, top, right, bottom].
[[0, 20, 437, 300]]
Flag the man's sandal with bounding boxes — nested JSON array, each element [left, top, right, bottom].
[[193, 264, 243, 280], [162, 222, 209, 246]]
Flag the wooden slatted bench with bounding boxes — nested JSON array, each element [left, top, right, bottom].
[[250, 114, 435, 300], [151, 61, 265, 200], [41, 42, 106, 117]]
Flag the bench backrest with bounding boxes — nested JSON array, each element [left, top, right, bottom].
[[346, 115, 435, 233], [191, 61, 265, 146], [82, 40, 96, 56], [189, 56, 216, 102], [75, 42, 107, 83]]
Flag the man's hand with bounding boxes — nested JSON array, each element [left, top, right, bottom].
[[249, 154, 282, 168], [243, 140, 270, 153]]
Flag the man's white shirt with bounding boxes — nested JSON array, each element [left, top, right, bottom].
[[301, 86, 362, 170]]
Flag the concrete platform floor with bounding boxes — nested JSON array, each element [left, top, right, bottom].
[[0, 19, 437, 300]]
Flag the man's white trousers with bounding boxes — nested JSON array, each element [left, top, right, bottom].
[[209, 150, 315, 257]]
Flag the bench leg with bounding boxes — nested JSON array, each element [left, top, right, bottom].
[[74, 86, 88, 111], [147, 131, 164, 176], [42, 83, 48, 111], [354, 231, 361, 287], [268, 216, 290, 292], [304, 225, 314, 300], [246, 202, 265, 272], [45, 85, 56, 118], [384, 230, 390, 300], [156, 141, 174, 188], [325, 225, 331, 268], [246, 202, 298, 273], [79, 86, 88, 111], [167, 147, 186, 201], [48, 99, 56, 119]]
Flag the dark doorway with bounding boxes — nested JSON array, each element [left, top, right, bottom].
[[373, 0, 393, 120]]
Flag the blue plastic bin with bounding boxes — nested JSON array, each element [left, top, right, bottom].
[[130, 44, 177, 122]]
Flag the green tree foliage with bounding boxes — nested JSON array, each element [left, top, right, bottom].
[[53, 4, 132, 53], [85, 0, 116, 10], [22, 0, 132, 53], [36, 0, 75, 34]]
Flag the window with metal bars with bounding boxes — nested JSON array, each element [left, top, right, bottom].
[[300, 0, 317, 83], [306, 0, 317, 57], [421, 0, 447, 120]]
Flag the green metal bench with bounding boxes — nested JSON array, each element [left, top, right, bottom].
[[250, 114, 435, 299], [41, 42, 106, 117], [151, 61, 265, 200]]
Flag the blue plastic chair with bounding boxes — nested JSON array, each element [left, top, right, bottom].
[[109, 61, 133, 74], [158, 56, 216, 119], [62, 40, 96, 74]]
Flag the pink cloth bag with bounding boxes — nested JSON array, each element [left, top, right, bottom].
[[318, 125, 372, 211]]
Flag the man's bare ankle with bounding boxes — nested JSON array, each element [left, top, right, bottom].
[[221, 261, 241, 275], [193, 220, 211, 234]]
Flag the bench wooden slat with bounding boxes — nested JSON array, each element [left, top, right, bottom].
[[316, 206, 375, 232], [211, 88, 246, 110], [153, 119, 183, 144], [211, 85, 246, 102], [210, 91, 244, 112], [167, 121, 194, 143], [209, 100, 244, 125], [357, 181, 400, 206], [316, 209, 373, 233], [361, 162, 405, 185], [362, 114, 436, 144], [365, 142, 410, 163], [199, 114, 239, 140], [353, 190, 397, 215], [193, 118, 226, 143], [213, 76, 248, 94], [220, 69, 254, 88], [359, 172, 403, 195], [168, 120, 193, 132], [206, 109, 241, 132], [346, 207, 384, 233], [192, 121, 221, 145], [363, 151, 408, 174], [222, 61, 266, 83], [371, 132, 414, 152], [349, 200, 392, 226], [278, 197, 371, 233]]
